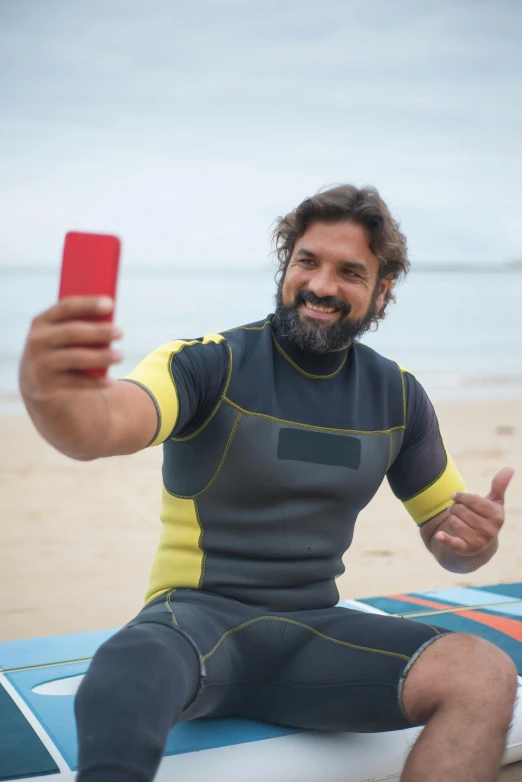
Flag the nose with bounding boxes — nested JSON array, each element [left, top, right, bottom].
[[307, 266, 339, 300]]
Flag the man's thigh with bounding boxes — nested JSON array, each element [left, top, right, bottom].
[[232, 605, 451, 733], [129, 591, 450, 731]]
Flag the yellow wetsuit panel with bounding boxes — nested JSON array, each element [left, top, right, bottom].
[[404, 449, 466, 526], [124, 334, 225, 446]]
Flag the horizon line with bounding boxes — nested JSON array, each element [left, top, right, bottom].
[[1, 261, 521, 275]]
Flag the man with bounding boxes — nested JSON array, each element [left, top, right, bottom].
[[20, 185, 517, 782]]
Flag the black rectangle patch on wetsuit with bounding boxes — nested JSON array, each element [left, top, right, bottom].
[[277, 428, 361, 469]]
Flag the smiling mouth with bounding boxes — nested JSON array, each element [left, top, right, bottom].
[[301, 301, 341, 319]]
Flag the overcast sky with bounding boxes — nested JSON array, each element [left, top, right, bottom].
[[1, 0, 521, 268]]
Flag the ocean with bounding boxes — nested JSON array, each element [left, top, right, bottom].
[[1, 264, 521, 413]]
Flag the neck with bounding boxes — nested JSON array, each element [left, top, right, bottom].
[[272, 316, 351, 377]]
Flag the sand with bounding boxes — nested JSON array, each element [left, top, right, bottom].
[[1, 398, 522, 779]]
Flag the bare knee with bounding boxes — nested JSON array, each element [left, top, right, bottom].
[[401, 633, 518, 725]]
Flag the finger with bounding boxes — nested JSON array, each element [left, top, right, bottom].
[[38, 296, 114, 325], [53, 371, 115, 391], [486, 466, 515, 504], [49, 321, 123, 348], [434, 530, 470, 556], [50, 346, 123, 372], [448, 507, 499, 547], [450, 492, 497, 517], [449, 502, 502, 533]]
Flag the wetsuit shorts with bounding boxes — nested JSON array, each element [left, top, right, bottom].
[[127, 588, 450, 733]]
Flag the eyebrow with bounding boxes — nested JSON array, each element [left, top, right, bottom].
[[296, 247, 369, 274]]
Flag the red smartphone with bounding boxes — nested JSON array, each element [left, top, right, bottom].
[[59, 231, 121, 378]]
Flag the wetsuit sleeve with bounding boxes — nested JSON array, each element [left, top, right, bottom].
[[387, 371, 466, 526], [122, 334, 230, 446]]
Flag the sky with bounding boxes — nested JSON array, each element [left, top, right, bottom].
[[1, 0, 521, 268]]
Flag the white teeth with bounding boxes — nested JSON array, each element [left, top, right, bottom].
[[305, 302, 337, 313]]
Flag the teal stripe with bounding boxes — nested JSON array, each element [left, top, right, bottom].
[[358, 597, 522, 674], [419, 587, 522, 617], [0, 684, 58, 780], [477, 583, 522, 600]]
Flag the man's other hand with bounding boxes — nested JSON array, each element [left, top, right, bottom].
[[434, 466, 514, 557]]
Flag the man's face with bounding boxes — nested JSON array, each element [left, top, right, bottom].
[[275, 220, 392, 352]]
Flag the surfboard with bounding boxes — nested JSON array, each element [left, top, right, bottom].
[[2, 582, 522, 782]]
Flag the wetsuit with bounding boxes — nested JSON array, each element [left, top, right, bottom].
[[75, 316, 464, 782]]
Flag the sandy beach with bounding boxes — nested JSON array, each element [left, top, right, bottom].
[[1, 398, 521, 779]]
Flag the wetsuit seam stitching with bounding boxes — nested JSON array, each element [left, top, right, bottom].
[[195, 498, 207, 588], [163, 411, 242, 499], [402, 450, 449, 503], [202, 616, 410, 663], [171, 343, 233, 442], [221, 320, 272, 334], [386, 432, 393, 470], [271, 333, 348, 379], [222, 397, 404, 435], [164, 589, 178, 627], [398, 366, 407, 428]]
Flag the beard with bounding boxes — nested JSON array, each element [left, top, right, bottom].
[[273, 276, 380, 354]]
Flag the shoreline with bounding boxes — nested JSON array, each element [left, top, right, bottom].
[[2, 374, 522, 416]]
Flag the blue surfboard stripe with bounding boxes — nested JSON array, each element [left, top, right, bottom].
[[7, 662, 301, 770], [404, 593, 522, 623], [476, 583, 522, 600], [0, 684, 59, 781], [358, 597, 522, 673], [0, 628, 117, 673], [417, 587, 522, 617]]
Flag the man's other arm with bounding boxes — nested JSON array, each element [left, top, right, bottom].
[[387, 370, 513, 573]]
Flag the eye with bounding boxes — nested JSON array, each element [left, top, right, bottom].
[[298, 257, 316, 267]]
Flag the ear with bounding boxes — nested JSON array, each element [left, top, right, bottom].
[[375, 275, 393, 310]]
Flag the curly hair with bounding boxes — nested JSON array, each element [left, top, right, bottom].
[[272, 184, 409, 323]]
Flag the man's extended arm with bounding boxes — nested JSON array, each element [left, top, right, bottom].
[[419, 466, 513, 573]]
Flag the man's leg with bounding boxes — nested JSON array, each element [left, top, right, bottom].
[[401, 633, 518, 782], [75, 622, 201, 782]]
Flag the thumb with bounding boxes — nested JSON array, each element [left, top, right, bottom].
[[486, 466, 515, 504]]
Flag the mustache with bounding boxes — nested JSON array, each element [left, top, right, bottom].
[[294, 290, 351, 316]]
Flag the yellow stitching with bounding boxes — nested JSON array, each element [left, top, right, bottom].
[[399, 366, 407, 428], [164, 589, 178, 626], [222, 320, 272, 334], [166, 353, 181, 439], [172, 344, 233, 442], [202, 616, 410, 662], [386, 432, 393, 470], [164, 411, 242, 499], [223, 396, 404, 435], [195, 498, 207, 589], [272, 334, 348, 380]]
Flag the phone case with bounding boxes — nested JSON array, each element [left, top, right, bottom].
[[59, 231, 121, 378]]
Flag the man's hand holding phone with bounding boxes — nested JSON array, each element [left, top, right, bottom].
[[20, 295, 124, 401], [20, 230, 157, 461], [21, 231, 123, 399]]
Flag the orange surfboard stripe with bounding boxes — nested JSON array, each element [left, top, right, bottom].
[[390, 594, 522, 643]]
